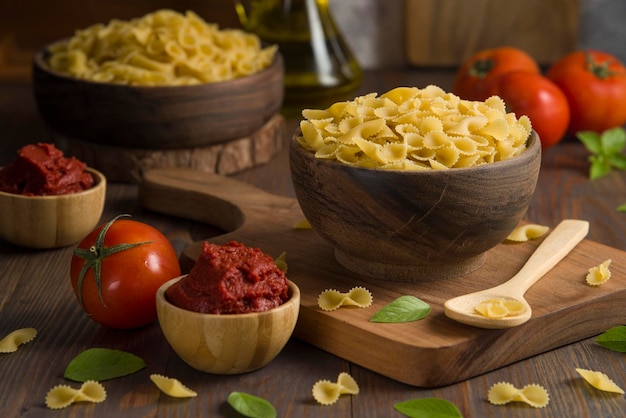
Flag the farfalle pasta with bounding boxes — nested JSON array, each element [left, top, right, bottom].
[[475, 298, 526, 318], [0, 328, 37, 353], [487, 382, 549, 408], [576, 368, 624, 394], [45, 380, 107, 409], [48, 9, 277, 86], [312, 372, 359, 405], [318, 287, 373, 311], [586, 259, 612, 286], [297, 85, 532, 170], [293, 219, 312, 229], [150, 374, 197, 398], [505, 224, 549, 242]]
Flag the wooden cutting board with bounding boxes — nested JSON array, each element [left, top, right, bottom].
[[138, 168, 626, 387]]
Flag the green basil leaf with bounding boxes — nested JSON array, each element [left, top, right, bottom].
[[394, 398, 463, 418], [600, 127, 626, 155], [370, 295, 431, 323], [596, 326, 626, 352], [607, 153, 626, 170], [64, 348, 146, 382], [617, 204, 626, 213], [576, 131, 602, 154], [274, 252, 288, 273], [589, 159, 611, 180], [227, 392, 277, 418]]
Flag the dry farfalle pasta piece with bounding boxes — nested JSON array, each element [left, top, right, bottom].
[[312, 372, 360, 405], [293, 219, 312, 229], [150, 374, 197, 398], [475, 298, 527, 318], [505, 224, 549, 242], [586, 259, 612, 286], [576, 368, 624, 394], [318, 287, 373, 312], [0, 327, 37, 353], [488, 382, 549, 408], [45, 380, 107, 409]]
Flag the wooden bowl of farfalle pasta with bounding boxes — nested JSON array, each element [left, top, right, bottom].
[[290, 85, 542, 282], [32, 9, 284, 150]]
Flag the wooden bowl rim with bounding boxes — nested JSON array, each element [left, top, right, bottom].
[[32, 39, 284, 90], [0, 167, 106, 200], [156, 275, 300, 319], [290, 130, 541, 176]]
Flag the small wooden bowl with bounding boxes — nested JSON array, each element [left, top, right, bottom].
[[0, 168, 106, 249], [289, 131, 542, 281], [31, 42, 284, 150], [156, 277, 300, 374]]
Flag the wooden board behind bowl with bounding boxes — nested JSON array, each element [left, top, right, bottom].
[[405, 0, 580, 67], [138, 168, 626, 387], [54, 114, 285, 183]]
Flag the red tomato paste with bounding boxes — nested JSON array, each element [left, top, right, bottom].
[[166, 241, 289, 314], [0, 143, 94, 196]]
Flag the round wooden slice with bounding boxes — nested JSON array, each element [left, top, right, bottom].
[[53, 113, 285, 183]]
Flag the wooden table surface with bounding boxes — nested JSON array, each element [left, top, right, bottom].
[[1, 70, 625, 417]]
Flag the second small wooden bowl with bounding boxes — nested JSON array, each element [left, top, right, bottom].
[[32, 43, 284, 150], [0, 168, 106, 249], [290, 131, 542, 281], [156, 277, 300, 374]]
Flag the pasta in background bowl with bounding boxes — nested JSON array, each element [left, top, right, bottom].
[[32, 9, 284, 149], [289, 86, 542, 281]]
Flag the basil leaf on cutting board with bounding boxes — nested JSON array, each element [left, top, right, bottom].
[[370, 295, 431, 323]]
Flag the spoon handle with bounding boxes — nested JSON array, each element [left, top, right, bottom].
[[497, 219, 589, 296]]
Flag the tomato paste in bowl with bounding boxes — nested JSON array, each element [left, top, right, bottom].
[[0, 143, 94, 196], [156, 241, 299, 374], [0, 143, 105, 249], [165, 241, 290, 314]]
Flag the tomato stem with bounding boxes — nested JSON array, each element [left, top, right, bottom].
[[469, 59, 495, 79], [585, 51, 618, 80], [73, 215, 153, 309]]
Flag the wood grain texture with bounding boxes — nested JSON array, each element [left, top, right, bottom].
[[32, 47, 284, 149], [405, 0, 580, 66], [138, 167, 626, 387], [0, 168, 106, 248], [55, 113, 286, 183], [156, 277, 300, 374], [289, 131, 541, 281]]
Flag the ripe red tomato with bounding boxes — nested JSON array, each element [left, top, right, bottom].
[[546, 50, 626, 134], [70, 216, 181, 329], [487, 71, 570, 149], [453, 47, 540, 101]]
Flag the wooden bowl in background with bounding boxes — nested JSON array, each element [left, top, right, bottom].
[[31, 43, 284, 150], [156, 277, 300, 374], [0, 168, 106, 249], [289, 131, 542, 281]]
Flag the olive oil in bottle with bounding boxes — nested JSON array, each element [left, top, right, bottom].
[[235, 0, 362, 108]]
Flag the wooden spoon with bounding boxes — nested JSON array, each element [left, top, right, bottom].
[[443, 219, 589, 329]]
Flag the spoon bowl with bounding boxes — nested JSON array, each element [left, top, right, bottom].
[[444, 219, 589, 329]]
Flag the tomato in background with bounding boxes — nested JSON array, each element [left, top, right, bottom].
[[453, 47, 541, 101], [547, 50, 626, 134], [487, 71, 570, 149], [70, 216, 181, 329]]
